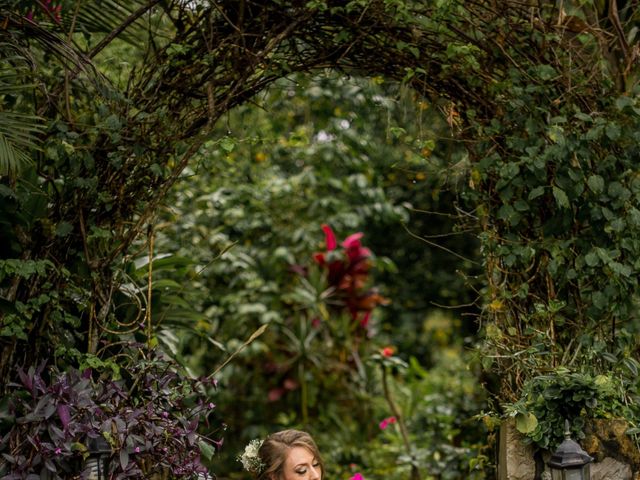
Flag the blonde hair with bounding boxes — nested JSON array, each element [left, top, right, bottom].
[[257, 430, 324, 480]]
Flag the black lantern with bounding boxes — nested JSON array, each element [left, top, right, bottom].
[[84, 437, 110, 480], [547, 421, 593, 480]]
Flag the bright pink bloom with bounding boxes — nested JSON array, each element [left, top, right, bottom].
[[350, 474, 364, 480], [54, 447, 62, 455], [135, 447, 141, 453], [321, 224, 337, 251], [342, 232, 363, 249], [379, 416, 397, 430]]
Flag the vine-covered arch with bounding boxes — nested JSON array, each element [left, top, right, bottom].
[[1, 0, 639, 421]]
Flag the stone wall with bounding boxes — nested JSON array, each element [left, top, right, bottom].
[[499, 419, 640, 480]]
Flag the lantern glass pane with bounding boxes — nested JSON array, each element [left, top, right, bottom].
[[565, 469, 584, 480], [85, 458, 99, 480]]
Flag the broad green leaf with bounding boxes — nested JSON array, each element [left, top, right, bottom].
[[552, 186, 569, 209], [605, 123, 621, 140], [528, 186, 545, 200], [587, 175, 604, 194], [199, 439, 216, 461], [515, 412, 538, 434]]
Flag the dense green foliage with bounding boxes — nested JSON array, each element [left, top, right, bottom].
[[2, 0, 640, 478], [150, 72, 486, 478]]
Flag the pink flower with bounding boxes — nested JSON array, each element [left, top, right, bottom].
[[54, 447, 62, 455], [342, 232, 363, 249], [379, 416, 397, 430], [342, 232, 371, 262], [350, 473, 364, 480], [208, 402, 216, 409], [283, 378, 299, 390], [268, 387, 285, 402], [321, 224, 337, 251], [135, 447, 140, 453]]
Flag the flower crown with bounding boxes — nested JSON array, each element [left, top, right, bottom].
[[238, 438, 266, 474]]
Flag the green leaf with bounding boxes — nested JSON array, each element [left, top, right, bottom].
[[587, 175, 604, 194], [574, 112, 593, 122], [605, 123, 621, 140], [592, 291, 607, 310], [528, 186, 545, 200], [584, 252, 599, 267], [220, 136, 236, 153], [615, 95, 634, 110], [515, 412, 538, 434], [198, 439, 216, 461], [55, 222, 74, 237], [535, 64, 556, 81], [623, 357, 639, 377], [552, 186, 569, 209]]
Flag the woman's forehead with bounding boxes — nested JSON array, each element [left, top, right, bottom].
[[285, 446, 316, 465]]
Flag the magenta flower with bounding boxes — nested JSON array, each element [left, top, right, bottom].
[[342, 232, 372, 262], [310, 224, 389, 326], [135, 446, 141, 453], [321, 224, 337, 251], [350, 473, 364, 480], [379, 416, 397, 430], [341, 232, 363, 248], [54, 447, 62, 455]]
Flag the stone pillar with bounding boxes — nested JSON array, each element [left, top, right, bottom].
[[499, 419, 536, 480], [498, 418, 638, 480]]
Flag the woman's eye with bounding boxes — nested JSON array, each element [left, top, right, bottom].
[[295, 470, 306, 475]]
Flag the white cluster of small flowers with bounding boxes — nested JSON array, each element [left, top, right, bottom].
[[238, 439, 265, 474]]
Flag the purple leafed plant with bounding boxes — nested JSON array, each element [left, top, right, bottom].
[[0, 350, 222, 479]]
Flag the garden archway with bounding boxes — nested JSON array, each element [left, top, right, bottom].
[[1, 0, 640, 459]]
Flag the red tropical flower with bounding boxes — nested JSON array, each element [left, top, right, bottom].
[[381, 346, 395, 357]]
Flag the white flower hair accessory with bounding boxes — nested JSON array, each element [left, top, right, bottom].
[[238, 438, 266, 474]]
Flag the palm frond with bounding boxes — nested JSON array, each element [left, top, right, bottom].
[[0, 112, 45, 175], [72, 0, 152, 46], [0, 41, 44, 176]]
